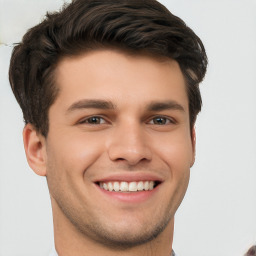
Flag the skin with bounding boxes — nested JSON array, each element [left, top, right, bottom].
[[23, 49, 195, 256]]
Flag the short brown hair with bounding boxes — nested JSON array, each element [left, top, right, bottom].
[[9, 0, 207, 137]]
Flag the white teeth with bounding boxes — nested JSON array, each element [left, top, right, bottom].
[[108, 182, 113, 191], [103, 183, 108, 190], [120, 182, 129, 192], [137, 181, 144, 191], [128, 182, 137, 192], [149, 181, 154, 190], [113, 182, 120, 191], [99, 181, 156, 192], [144, 181, 149, 191]]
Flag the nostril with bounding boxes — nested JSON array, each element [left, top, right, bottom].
[[116, 158, 126, 161]]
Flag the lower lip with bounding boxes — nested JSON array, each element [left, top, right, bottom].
[[95, 184, 160, 203]]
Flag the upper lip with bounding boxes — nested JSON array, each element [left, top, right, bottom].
[[93, 172, 163, 183]]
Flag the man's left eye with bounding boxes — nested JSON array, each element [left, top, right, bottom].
[[149, 117, 174, 125]]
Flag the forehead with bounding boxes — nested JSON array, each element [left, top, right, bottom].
[[53, 49, 188, 111]]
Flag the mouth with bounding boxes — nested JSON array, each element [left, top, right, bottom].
[[96, 180, 161, 192], [94, 174, 163, 203]]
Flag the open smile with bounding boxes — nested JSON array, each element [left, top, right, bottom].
[[99, 181, 158, 192], [94, 177, 162, 203]]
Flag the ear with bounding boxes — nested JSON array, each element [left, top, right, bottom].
[[23, 124, 47, 176], [190, 126, 196, 167]]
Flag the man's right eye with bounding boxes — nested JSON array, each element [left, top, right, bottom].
[[79, 116, 107, 125]]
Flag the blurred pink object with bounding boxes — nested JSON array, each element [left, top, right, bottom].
[[245, 245, 256, 256]]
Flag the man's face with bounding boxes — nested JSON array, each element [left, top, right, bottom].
[[45, 50, 194, 247]]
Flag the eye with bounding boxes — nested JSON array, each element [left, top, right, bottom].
[[148, 116, 175, 125], [79, 116, 107, 125]]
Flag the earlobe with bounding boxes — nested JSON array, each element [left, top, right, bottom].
[[190, 127, 196, 167], [23, 124, 47, 176]]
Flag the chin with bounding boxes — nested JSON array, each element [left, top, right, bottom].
[[78, 211, 173, 250]]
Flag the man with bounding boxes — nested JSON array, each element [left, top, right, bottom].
[[9, 0, 207, 255]]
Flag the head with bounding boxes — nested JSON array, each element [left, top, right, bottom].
[[9, 0, 207, 253], [9, 0, 207, 137]]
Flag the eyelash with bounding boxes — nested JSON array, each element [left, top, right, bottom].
[[78, 115, 176, 126]]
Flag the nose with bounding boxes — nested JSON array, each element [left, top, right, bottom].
[[107, 122, 152, 166]]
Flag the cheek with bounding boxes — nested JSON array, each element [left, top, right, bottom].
[[45, 133, 107, 205], [153, 132, 193, 171], [153, 134, 192, 215], [46, 132, 106, 177]]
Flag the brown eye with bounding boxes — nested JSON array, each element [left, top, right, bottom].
[[149, 116, 174, 125], [81, 116, 106, 125], [152, 117, 168, 125], [88, 117, 101, 124]]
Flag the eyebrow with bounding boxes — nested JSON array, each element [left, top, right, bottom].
[[66, 99, 116, 113], [147, 101, 185, 112], [66, 99, 185, 114]]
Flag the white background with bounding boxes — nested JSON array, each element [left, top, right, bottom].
[[0, 0, 255, 255]]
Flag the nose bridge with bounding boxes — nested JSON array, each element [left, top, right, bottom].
[[107, 119, 152, 165]]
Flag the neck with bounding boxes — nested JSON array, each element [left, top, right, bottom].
[[52, 199, 174, 256]]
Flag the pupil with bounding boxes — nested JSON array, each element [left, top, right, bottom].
[[155, 117, 166, 124], [89, 117, 100, 124]]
